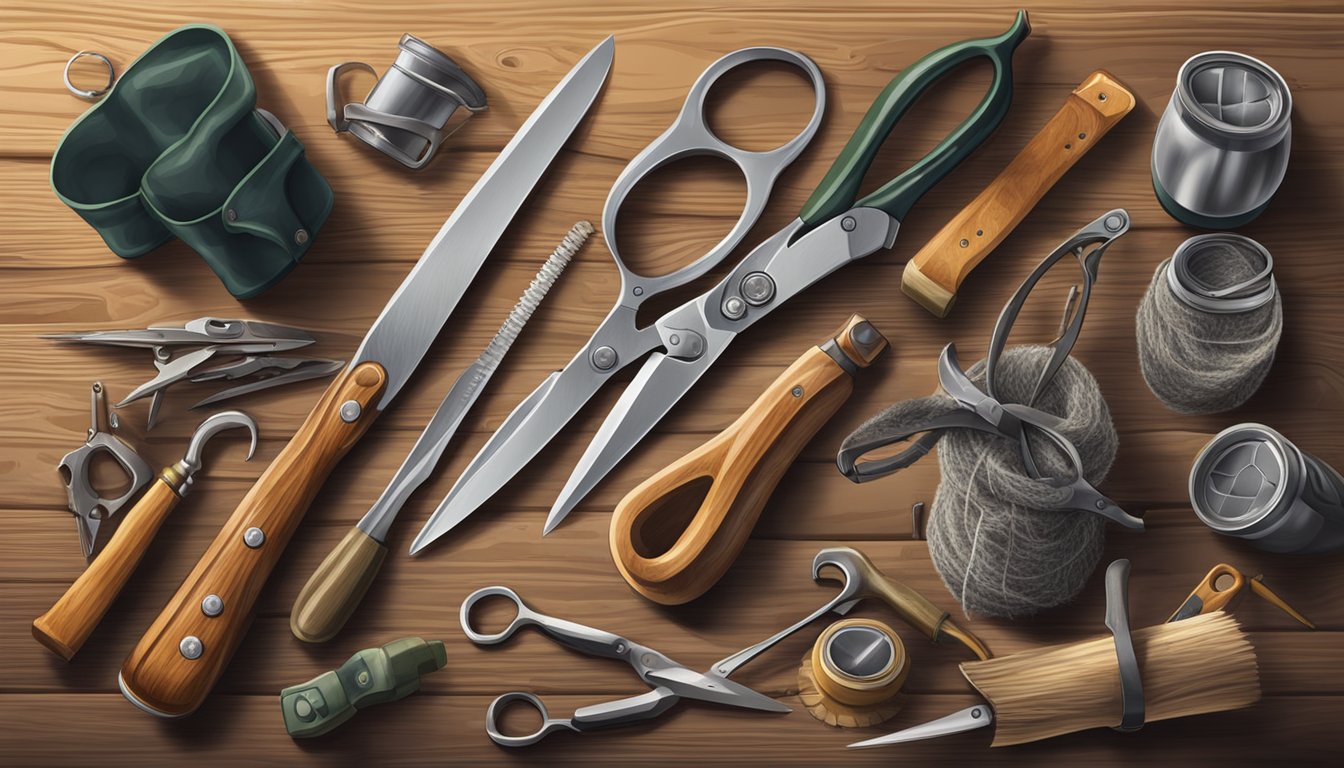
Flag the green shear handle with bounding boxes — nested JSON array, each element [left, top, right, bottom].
[[801, 10, 1031, 229]]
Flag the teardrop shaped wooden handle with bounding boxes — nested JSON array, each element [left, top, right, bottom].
[[290, 526, 389, 643], [611, 315, 888, 605], [34, 478, 180, 660]]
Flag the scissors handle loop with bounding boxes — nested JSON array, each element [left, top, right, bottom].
[[801, 11, 1030, 229], [603, 47, 825, 300], [485, 691, 575, 747]]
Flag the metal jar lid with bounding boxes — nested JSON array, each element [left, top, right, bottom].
[[1171, 51, 1292, 153], [1166, 233, 1277, 314], [1190, 423, 1302, 535]]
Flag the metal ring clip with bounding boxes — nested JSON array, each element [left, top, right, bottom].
[[1104, 559, 1145, 732], [64, 51, 115, 100]]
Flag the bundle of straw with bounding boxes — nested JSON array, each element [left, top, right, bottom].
[[960, 612, 1259, 746]]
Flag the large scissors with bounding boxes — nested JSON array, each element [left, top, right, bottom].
[[409, 45, 826, 551], [413, 12, 1032, 549], [460, 586, 790, 746]]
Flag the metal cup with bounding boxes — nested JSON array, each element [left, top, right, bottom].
[[1151, 51, 1291, 229], [327, 35, 487, 169], [1190, 424, 1344, 554]]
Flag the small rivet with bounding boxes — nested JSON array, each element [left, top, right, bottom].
[[976, 229, 984, 237], [669, 334, 681, 346], [357, 670, 370, 687], [1065, 143, 1073, 149], [616, 642, 626, 654], [959, 239, 969, 247], [179, 635, 204, 660], [1096, 499, 1106, 510], [1078, 132, 1087, 140], [1104, 214, 1124, 232], [791, 386, 803, 398], [1098, 93, 1108, 102], [972, 707, 984, 719], [201, 594, 223, 617], [722, 296, 746, 320], [841, 216, 856, 232], [244, 526, 265, 548], [340, 400, 361, 423], [294, 229, 309, 245], [632, 286, 644, 297], [226, 209, 238, 222], [741, 272, 775, 306], [591, 345, 617, 370]]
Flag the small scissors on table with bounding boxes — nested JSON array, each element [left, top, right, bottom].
[[460, 586, 790, 746]]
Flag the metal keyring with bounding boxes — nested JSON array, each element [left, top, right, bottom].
[[64, 51, 115, 100]]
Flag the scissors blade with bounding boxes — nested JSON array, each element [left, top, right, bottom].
[[410, 350, 614, 554], [644, 666, 789, 713], [543, 323, 731, 534], [848, 704, 994, 748], [115, 346, 220, 406]]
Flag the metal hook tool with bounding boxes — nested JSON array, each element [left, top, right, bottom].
[[57, 382, 153, 559], [35, 411, 258, 660]]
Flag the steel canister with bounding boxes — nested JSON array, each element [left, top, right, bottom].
[[1190, 424, 1344, 554], [1151, 51, 1291, 229]]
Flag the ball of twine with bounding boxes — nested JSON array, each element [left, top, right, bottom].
[[1136, 239, 1282, 415], [847, 346, 1116, 618]]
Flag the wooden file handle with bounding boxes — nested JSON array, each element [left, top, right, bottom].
[[610, 315, 888, 605], [902, 70, 1135, 317], [33, 478, 181, 660], [290, 526, 388, 643], [118, 362, 386, 717]]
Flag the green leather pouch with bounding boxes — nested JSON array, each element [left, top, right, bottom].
[[51, 24, 334, 299]]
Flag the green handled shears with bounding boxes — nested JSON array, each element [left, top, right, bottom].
[[414, 12, 1033, 546]]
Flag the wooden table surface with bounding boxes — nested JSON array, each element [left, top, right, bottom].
[[3, 1, 1342, 764]]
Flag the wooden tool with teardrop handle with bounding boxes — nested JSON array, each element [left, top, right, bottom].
[[609, 315, 888, 605], [901, 70, 1135, 317]]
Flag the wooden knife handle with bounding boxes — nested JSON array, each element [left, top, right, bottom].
[[611, 316, 888, 605], [33, 478, 180, 660], [118, 362, 386, 717], [290, 525, 388, 643], [902, 70, 1135, 317]]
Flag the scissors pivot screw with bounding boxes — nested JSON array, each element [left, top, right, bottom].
[[841, 216, 856, 232], [722, 296, 746, 320], [741, 272, 776, 305], [1105, 214, 1124, 231], [591, 346, 617, 370]]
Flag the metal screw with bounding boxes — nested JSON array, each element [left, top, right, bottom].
[[1104, 214, 1124, 232], [591, 345, 617, 370], [791, 386, 803, 398], [669, 334, 680, 346], [225, 209, 238, 222], [340, 400, 362, 423], [841, 216, 856, 232], [632, 286, 643, 297], [1098, 93, 1108, 102], [357, 670, 370, 687], [1096, 499, 1106, 510], [201, 594, 223, 617], [616, 642, 626, 654], [1078, 132, 1087, 139], [722, 296, 746, 320], [294, 229, 309, 245], [244, 526, 265, 549], [179, 636, 203, 660], [960, 239, 969, 247], [741, 272, 775, 306]]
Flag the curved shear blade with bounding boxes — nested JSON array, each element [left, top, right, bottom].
[[543, 331, 730, 534]]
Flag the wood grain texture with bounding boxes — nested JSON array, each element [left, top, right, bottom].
[[33, 476, 179, 660], [902, 70, 1136, 315], [119, 361, 386, 716], [611, 316, 887, 604], [3, 0, 1344, 764]]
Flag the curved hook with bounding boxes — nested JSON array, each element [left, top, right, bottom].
[[181, 410, 259, 475]]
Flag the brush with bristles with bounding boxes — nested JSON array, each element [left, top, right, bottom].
[[960, 611, 1260, 747]]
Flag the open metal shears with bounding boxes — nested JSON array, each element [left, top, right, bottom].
[[48, 317, 343, 428], [460, 586, 790, 746], [413, 12, 1032, 550]]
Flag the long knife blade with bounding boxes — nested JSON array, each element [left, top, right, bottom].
[[352, 36, 614, 410]]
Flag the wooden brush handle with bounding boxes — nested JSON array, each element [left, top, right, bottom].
[[290, 526, 388, 643], [119, 362, 386, 717], [611, 316, 888, 605], [33, 478, 180, 660], [902, 70, 1135, 317]]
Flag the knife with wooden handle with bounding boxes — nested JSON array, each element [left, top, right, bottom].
[[901, 70, 1135, 317], [116, 37, 614, 718], [609, 315, 888, 605]]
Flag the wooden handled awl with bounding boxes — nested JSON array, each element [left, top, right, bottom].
[[902, 70, 1135, 317], [610, 315, 888, 605], [33, 411, 258, 660]]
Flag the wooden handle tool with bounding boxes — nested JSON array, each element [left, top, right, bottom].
[[119, 365, 385, 716], [901, 70, 1135, 317], [34, 411, 258, 660], [1167, 563, 1315, 628], [610, 315, 888, 605]]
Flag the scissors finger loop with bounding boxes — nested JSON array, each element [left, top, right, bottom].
[[460, 586, 530, 644], [485, 692, 573, 747]]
